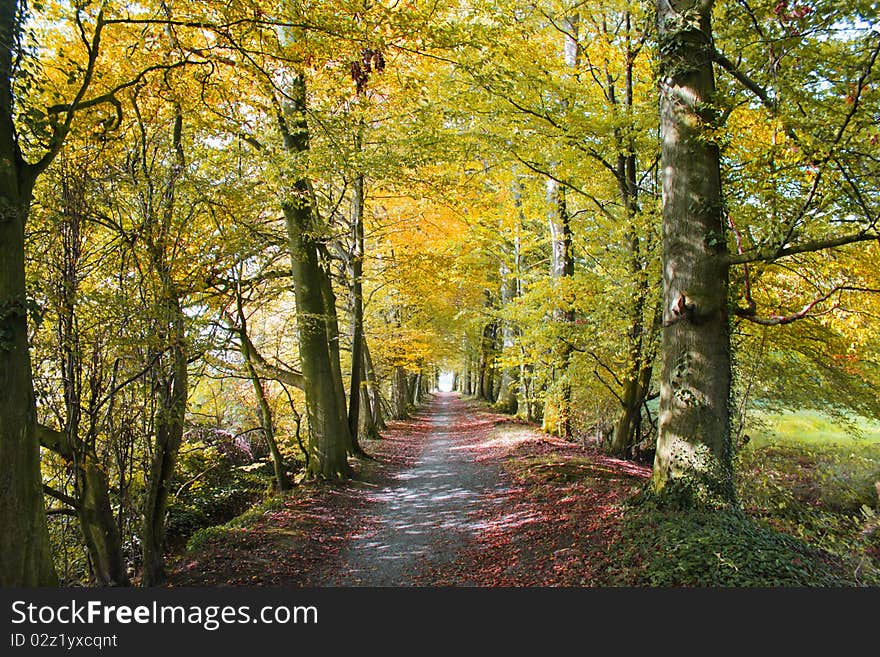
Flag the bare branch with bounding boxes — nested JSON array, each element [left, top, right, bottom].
[[728, 230, 879, 265], [43, 485, 79, 510], [733, 285, 879, 326]]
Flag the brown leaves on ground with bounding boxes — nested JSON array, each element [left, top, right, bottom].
[[167, 396, 649, 587], [166, 412, 432, 587], [416, 406, 650, 586]]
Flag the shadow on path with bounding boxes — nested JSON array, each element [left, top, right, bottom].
[[319, 392, 507, 585]]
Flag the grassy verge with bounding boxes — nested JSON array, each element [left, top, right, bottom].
[[610, 495, 857, 586], [607, 422, 880, 586], [745, 409, 880, 447]]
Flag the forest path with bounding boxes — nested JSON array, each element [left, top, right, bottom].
[[316, 392, 508, 585], [168, 391, 650, 587]]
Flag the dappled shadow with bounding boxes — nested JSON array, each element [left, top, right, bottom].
[[320, 393, 508, 585]]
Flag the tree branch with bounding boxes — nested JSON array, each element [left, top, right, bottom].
[[733, 285, 879, 326], [712, 48, 777, 111], [43, 485, 79, 510], [728, 230, 879, 265]]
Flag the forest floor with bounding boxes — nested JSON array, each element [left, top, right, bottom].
[[167, 391, 651, 586]]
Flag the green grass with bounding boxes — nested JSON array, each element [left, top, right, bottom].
[[185, 494, 290, 553], [744, 409, 880, 448], [729, 409, 880, 584]]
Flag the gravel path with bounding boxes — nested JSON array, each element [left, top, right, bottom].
[[321, 392, 507, 586]]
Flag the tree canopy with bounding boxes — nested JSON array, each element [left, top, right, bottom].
[[0, 0, 878, 586]]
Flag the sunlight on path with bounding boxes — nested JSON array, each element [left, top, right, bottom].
[[323, 393, 507, 585]]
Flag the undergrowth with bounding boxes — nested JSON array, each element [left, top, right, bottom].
[[605, 441, 880, 587], [185, 494, 292, 553], [609, 491, 863, 586]]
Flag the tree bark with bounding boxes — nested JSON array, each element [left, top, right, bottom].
[[278, 73, 351, 479], [347, 173, 365, 444], [611, 306, 662, 455], [652, 0, 733, 500], [547, 179, 574, 439], [235, 296, 288, 492], [38, 426, 128, 586], [141, 289, 188, 586], [548, 12, 578, 440], [140, 107, 190, 587], [248, 365, 288, 492], [608, 23, 661, 456], [0, 0, 57, 586], [477, 319, 498, 402], [495, 246, 519, 414], [361, 337, 385, 432], [318, 256, 358, 455], [391, 365, 409, 420]]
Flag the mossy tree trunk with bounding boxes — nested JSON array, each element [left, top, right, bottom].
[[278, 73, 351, 479], [0, 0, 58, 586], [391, 365, 409, 420], [652, 0, 733, 500], [38, 426, 128, 586], [141, 285, 188, 586]]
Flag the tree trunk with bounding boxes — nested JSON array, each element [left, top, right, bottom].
[[519, 353, 536, 422], [547, 179, 574, 440], [231, 286, 290, 491], [653, 0, 733, 501], [362, 338, 385, 431], [496, 248, 519, 413], [279, 73, 351, 479], [611, 308, 662, 455], [391, 365, 409, 419], [50, 163, 130, 586], [38, 425, 128, 586], [347, 173, 365, 445], [0, 0, 56, 583], [141, 290, 188, 587], [318, 258, 358, 456], [139, 104, 191, 586], [409, 371, 424, 406], [238, 323, 288, 491], [79, 459, 128, 585], [606, 9, 661, 458], [545, 12, 579, 440], [358, 360, 382, 442], [251, 370, 288, 491]]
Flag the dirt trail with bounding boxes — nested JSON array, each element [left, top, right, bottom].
[[168, 391, 648, 587], [318, 392, 508, 585]]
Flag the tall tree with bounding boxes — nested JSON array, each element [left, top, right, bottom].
[[545, 12, 578, 440], [278, 73, 352, 479], [0, 0, 109, 586], [652, 0, 731, 498]]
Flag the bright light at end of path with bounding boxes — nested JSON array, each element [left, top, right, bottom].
[[438, 371, 454, 392]]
